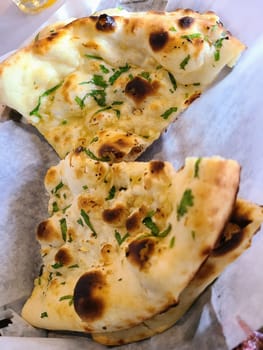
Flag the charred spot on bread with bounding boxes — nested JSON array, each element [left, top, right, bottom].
[[150, 160, 165, 174], [55, 247, 73, 266], [149, 30, 169, 51], [102, 204, 127, 225], [37, 220, 60, 242], [74, 271, 107, 322], [125, 77, 159, 103], [126, 238, 155, 270], [178, 16, 195, 29], [96, 14, 116, 32]]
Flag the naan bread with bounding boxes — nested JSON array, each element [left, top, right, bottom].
[[22, 152, 240, 334], [92, 198, 263, 345], [0, 9, 245, 160]]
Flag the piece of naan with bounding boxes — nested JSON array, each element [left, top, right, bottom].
[[0, 9, 245, 160], [92, 198, 263, 345], [22, 152, 240, 334]]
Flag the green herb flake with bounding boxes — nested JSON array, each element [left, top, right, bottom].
[[92, 106, 111, 117], [62, 204, 71, 214], [55, 272, 63, 276], [169, 26, 177, 32], [89, 89, 106, 107], [191, 230, 196, 240], [113, 109, 121, 119], [161, 107, 178, 120], [77, 218, 84, 227], [34, 32, 40, 42], [68, 234, 73, 243], [194, 158, 202, 178], [177, 189, 194, 220], [51, 262, 63, 269], [168, 72, 177, 91], [169, 236, 175, 248], [40, 312, 48, 318], [214, 49, 220, 61], [193, 82, 201, 86], [156, 64, 163, 69], [90, 74, 108, 88], [52, 201, 59, 213], [84, 148, 110, 162], [139, 71, 151, 81], [85, 54, 103, 60], [180, 54, 191, 70], [100, 64, 110, 74], [115, 230, 130, 246], [61, 119, 68, 125], [59, 218, 67, 242], [181, 33, 202, 40], [90, 136, 99, 144], [75, 96, 85, 109], [128, 73, 134, 80], [106, 186, 116, 200], [82, 185, 88, 190], [68, 264, 79, 269], [142, 216, 159, 236], [111, 101, 123, 106], [59, 295, 74, 306], [109, 63, 130, 85], [213, 36, 227, 61], [158, 223, 172, 238], [51, 181, 64, 194], [80, 209, 97, 238], [30, 82, 63, 118]]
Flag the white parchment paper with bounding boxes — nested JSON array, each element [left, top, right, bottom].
[[0, 0, 263, 349]]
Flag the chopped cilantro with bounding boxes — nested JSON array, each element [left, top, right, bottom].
[[90, 74, 108, 88], [193, 82, 201, 86], [68, 264, 79, 269], [40, 312, 48, 318], [180, 54, 191, 70], [115, 230, 130, 246], [51, 182, 64, 194], [75, 96, 85, 109], [82, 185, 88, 190], [181, 33, 202, 40], [169, 26, 177, 32], [51, 262, 63, 269], [111, 101, 123, 106], [52, 201, 59, 213], [59, 295, 74, 306], [194, 158, 202, 178], [109, 63, 130, 85], [90, 136, 99, 144], [100, 64, 110, 74], [77, 218, 84, 227], [59, 218, 67, 242], [113, 109, 121, 118], [142, 216, 159, 236], [139, 71, 151, 81], [62, 204, 71, 214], [85, 54, 103, 60], [30, 81, 63, 118], [106, 186, 116, 200], [161, 107, 178, 120], [158, 223, 172, 238], [191, 230, 196, 240], [89, 89, 106, 106], [84, 148, 110, 162], [92, 106, 112, 117], [156, 64, 163, 69], [168, 72, 177, 91], [80, 209, 97, 237], [177, 189, 194, 220], [169, 236, 175, 248], [214, 36, 227, 61]]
